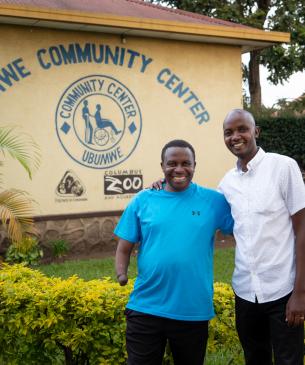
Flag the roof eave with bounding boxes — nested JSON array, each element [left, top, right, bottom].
[[0, 4, 290, 52]]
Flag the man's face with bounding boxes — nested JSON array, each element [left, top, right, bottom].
[[223, 113, 259, 161], [161, 147, 195, 192]]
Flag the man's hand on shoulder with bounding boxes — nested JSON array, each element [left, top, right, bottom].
[[147, 178, 164, 190]]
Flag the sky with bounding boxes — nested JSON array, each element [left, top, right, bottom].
[[242, 54, 305, 108], [260, 67, 305, 107]]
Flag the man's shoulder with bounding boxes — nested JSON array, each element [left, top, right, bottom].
[[265, 151, 293, 162], [132, 188, 162, 202], [264, 152, 298, 169], [122, 189, 156, 212], [132, 188, 153, 200], [193, 183, 225, 200]]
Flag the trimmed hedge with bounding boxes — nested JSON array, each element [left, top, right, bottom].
[[0, 264, 128, 364], [0, 264, 242, 364], [256, 116, 305, 170]]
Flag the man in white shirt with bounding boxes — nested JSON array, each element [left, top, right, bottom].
[[219, 109, 305, 365]]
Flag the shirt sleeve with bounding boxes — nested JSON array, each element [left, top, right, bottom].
[[281, 158, 305, 215], [217, 176, 229, 198], [214, 192, 234, 235], [114, 196, 141, 243], [217, 179, 224, 194]]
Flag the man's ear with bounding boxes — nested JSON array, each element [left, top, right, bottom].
[[255, 126, 260, 138]]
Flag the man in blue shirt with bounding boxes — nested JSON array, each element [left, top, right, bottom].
[[115, 139, 233, 365]]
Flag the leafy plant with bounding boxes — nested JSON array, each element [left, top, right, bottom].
[[5, 235, 43, 266], [0, 126, 41, 243], [0, 264, 247, 365], [256, 115, 305, 170], [49, 239, 70, 259]]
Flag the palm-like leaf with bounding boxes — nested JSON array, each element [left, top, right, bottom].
[[0, 126, 41, 179], [0, 189, 36, 243], [0, 126, 41, 244]]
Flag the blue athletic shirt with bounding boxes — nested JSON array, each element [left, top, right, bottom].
[[114, 182, 233, 321]]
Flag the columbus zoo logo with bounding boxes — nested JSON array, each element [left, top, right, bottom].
[[55, 75, 142, 169]]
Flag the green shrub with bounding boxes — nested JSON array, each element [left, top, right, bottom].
[[256, 116, 305, 170], [49, 239, 70, 259], [209, 283, 243, 363], [0, 264, 129, 364], [0, 265, 263, 364], [5, 235, 43, 266]]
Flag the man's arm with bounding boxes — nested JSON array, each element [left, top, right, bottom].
[[286, 207, 305, 326], [115, 239, 134, 286]]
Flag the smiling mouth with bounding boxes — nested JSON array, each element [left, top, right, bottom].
[[173, 176, 187, 182], [232, 142, 244, 149]]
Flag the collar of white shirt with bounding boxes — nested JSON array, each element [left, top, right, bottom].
[[236, 147, 265, 174]]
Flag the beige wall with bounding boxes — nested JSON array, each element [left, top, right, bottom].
[[0, 24, 241, 216]]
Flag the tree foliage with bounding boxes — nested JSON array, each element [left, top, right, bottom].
[[149, 0, 305, 109], [261, 1, 305, 84]]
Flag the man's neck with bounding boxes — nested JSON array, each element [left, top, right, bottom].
[[164, 183, 191, 192], [238, 148, 259, 172], [238, 160, 248, 172]]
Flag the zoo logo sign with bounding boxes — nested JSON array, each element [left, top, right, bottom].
[[55, 75, 142, 169]]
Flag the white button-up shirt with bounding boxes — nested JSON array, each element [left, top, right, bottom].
[[219, 148, 305, 303]]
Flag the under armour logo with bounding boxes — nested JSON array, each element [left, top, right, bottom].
[[192, 211, 201, 216]]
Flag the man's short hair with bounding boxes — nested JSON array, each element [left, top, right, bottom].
[[161, 139, 196, 162]]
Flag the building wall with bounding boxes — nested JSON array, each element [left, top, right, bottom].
[[0, 214, 120, 260], [0, 24, 241, 251]]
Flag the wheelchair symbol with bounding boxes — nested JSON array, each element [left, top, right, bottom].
[[94, 128, 109, 146]]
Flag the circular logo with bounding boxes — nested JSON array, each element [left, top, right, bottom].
[[55, 75, 142, 169]]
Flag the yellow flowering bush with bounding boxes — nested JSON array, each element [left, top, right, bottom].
[[5, 265, 298, 364], [208, 282, 243, 363], [0, 264, 130, 364]]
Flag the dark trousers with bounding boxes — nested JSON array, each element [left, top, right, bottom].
[[235, 293, 304, 365], [125, 309, 208, 365]]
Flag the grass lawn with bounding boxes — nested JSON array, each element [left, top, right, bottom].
[[38, 247, 235, 283]]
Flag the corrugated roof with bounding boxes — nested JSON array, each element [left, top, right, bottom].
[[0, 0, 249, 29]]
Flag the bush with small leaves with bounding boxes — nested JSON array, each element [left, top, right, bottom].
[[49, 239, 70, 259], [3, 265, 300, 365], [5, 235, 43, 266]]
